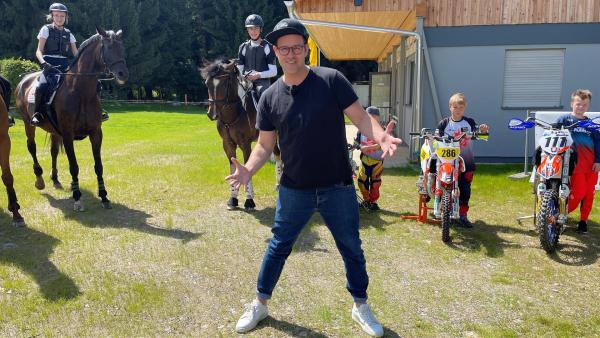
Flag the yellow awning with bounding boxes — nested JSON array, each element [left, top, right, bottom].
[[298, 10, 416, 61]]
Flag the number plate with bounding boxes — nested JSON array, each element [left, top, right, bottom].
[[436, 147, 459, 160]]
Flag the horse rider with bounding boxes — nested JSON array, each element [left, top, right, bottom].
[[237, 14, 277, 106], [31, 3, 108, 126]]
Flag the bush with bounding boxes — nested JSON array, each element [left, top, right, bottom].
[[0, 58, 39, 89]]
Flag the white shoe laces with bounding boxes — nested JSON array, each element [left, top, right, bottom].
[[241, 301, 262, 320], [357, 304, 380, 326]]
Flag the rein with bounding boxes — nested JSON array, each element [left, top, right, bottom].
[[61, 38, 124, 78]]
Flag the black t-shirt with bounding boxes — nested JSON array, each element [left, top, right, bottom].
[[257, 67, 358, 189]]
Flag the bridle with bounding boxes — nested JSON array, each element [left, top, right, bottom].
[[207, 66, 245, 128], [63, 36, 125, 78]]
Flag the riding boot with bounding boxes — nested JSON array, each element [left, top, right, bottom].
[[8, 116, 15, 127], [31, 83, 48, 126], [97, 80, 109, 122]]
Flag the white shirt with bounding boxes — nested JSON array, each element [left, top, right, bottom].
[[37, 24, 76, 43]]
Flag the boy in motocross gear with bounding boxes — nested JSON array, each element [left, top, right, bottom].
[[554, 89, 599, 233], [355, 106, 396, 211], [436, 93, 489, 228], [237, 14, 277, 106]]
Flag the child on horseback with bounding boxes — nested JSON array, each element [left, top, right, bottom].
[[32, 3, 108, 126], [355, 106, 396, 211], [237, 14, 277, 104], [436, 93, 489, 228], [31, 3, 76, 126]]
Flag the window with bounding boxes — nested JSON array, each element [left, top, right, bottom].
[[502, 49, 565, 109]]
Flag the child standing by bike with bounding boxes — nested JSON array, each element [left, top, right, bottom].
[[355, 106, 396, 211], [436, 93, 489, 228], [554, 89, 599, 233]]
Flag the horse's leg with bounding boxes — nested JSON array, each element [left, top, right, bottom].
[[89, 128, 111, 209], [62, 136, 83, 211], [50, 134, 63, 189], [241, 141, 255, 210], [24, 123, 45, 190], [224, 138, 239, 210], [0, 125, 25, 226]]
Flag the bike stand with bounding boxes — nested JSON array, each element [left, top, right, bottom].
[[401, 194, 441, 225], [516, 214, 534, 225]]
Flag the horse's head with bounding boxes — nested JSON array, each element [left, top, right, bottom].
[[200, 58, 240, 121], [97, 26, 129, 84]]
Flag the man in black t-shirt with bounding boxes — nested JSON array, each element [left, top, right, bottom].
[[228, 19, 402, 337]]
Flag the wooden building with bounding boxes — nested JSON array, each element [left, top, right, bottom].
[[284, 0, 600, 162]]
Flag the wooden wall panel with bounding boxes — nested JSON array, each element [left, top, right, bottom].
[[295, 0, 415, 13], [424, 0, 600, 27]]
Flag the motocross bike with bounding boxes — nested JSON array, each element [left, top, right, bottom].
[[508, 116, 600, 253], [410, 127, 488, 242]]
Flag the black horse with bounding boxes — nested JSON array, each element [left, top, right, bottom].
[[15, 26, 129, 211], [200, 58, 282, 210]]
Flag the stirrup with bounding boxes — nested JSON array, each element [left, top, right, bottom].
[[31, 114, 43, 126]]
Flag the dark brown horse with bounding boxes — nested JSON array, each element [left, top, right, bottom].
[[201, 58, 282, 210], [0, 76, 24, 226], [15, 27, 128, 211]]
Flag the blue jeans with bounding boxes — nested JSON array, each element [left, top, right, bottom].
[[256, 183, 368, 302]]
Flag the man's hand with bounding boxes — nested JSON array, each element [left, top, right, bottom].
[[593, 163, 600, 172], [381, 120, 403, 156], [225, 158, 252, 189], [246, 71, 261, 81]]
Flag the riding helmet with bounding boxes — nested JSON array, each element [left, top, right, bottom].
[[245, 14, 264, 28], [49, 3, 68, 13]]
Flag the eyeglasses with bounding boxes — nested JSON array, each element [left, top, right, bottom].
[[277, 45, 305, 56]]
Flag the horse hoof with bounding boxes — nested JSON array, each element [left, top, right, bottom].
[[12, 218, 26, 228], [73, 201, 85, 212], [244, 199, 256, 210], [35, 177, 45, 190], [227, 197, 239, 210], [53, 181, 63, 190], [102, 200, 112, 209]]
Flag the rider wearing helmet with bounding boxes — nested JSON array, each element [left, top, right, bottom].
[[237, 14, 277, 105], [31, 3, 77, 126], [32, 3, 108, 126]]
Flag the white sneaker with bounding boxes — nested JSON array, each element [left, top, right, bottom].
[[235, 299, 268, 333], [352, 303, 384, 337]]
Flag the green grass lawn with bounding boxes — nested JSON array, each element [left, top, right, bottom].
[[2, 103, 600, 337]]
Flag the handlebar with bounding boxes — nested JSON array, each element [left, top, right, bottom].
[[410, 128, 488, 142]]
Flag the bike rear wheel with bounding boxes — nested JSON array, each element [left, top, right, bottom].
[[441, 188, 452, 242]]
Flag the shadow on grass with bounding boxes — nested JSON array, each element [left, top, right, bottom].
[[446, 220, 535, 257], [258, 316, 401, 337], [41, 190, 202, 243], [548, 221, 600, 266], [360, 208, 404, 230], [0, 212, 81, 301]]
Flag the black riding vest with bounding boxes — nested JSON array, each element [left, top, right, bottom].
[[43, 24, 71, 57], [240, 40, 271, 73]]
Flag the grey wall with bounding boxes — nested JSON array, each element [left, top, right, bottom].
[[420, 41, 600, 159]]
